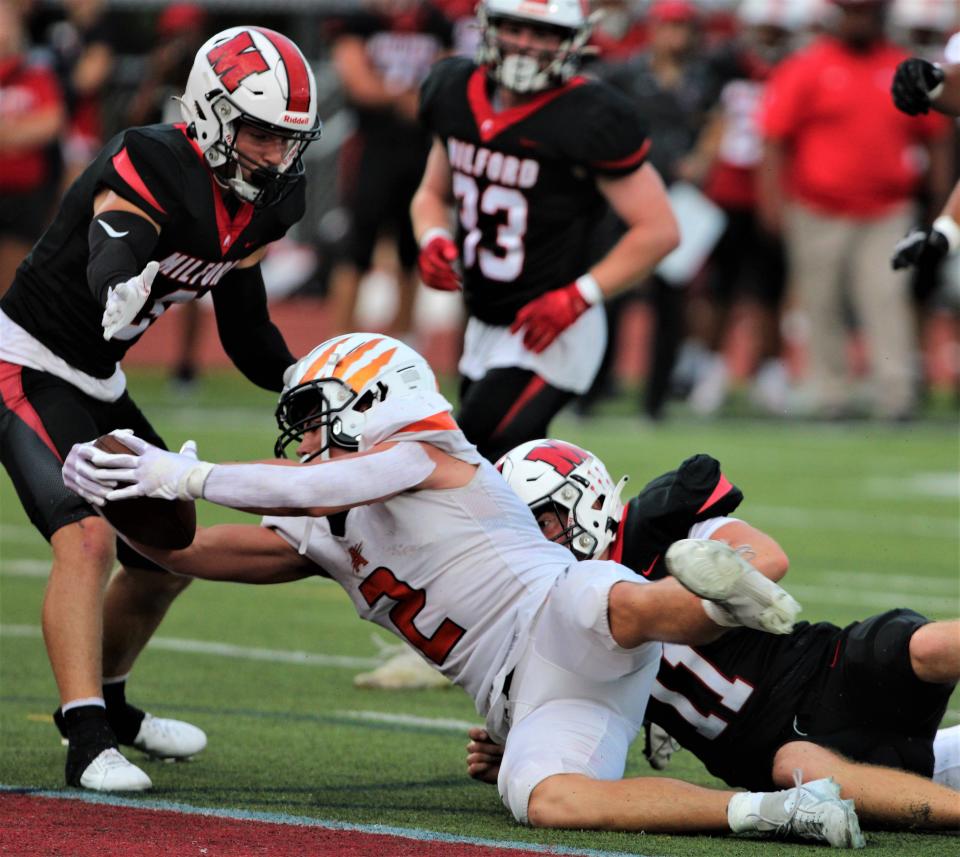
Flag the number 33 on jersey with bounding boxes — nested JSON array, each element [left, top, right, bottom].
[[418, 56, 650, 327]]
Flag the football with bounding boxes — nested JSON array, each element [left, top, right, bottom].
[[94, 434, 197, 550]]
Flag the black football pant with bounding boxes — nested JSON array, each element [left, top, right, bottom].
[[458, 368, 574, 464]]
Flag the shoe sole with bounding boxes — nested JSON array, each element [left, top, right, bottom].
[[666, 539, 800, 635]]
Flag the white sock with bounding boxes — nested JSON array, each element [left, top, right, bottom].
[[727, 791, 767, 832], [933, 725, 960, 791], [61, 697, 106, 714]]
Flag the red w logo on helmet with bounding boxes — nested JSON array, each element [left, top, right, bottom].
[[207, 32, 268, 93], [525, 440, 588, 477]]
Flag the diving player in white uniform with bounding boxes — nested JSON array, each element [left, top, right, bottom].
[[61, 332, 863, 848]]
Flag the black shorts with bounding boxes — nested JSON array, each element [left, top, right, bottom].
[[794, 608, 952, 778], [707, 208, 786, 309], [0, 184, 58, 244], [337, 132, 429, 271], [458, 368, 574, 463], [0, 362, 168, 571]]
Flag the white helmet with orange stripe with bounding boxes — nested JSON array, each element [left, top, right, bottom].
[[274, 333, 438, 460], [180, 27, 322, 207]]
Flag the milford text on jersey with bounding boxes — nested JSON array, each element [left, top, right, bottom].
[[447, 137, 539, 189]]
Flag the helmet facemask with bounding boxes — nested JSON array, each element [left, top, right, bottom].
[[477, 8, 592, 93], [209, 112, 320, 208], [274, 379, 375, 461]]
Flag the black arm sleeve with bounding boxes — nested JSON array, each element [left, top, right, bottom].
[[87, 211, 159, 305], [212, 265, 295, 392]]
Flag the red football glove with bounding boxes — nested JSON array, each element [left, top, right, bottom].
[[510, 280, 595, 353], [417, 230, 461, 291]]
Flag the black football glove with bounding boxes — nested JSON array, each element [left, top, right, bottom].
[[891, 225, 950, 270], [891, 58, 945, 116]]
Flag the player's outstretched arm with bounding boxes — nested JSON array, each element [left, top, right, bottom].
[[63, 432, 474, 517], [123, 523, 319, 584]]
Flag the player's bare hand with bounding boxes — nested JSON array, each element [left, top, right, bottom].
[[417, 229, 461, 291], [466, 726, 503, 784], [101, 261, 159, 340]]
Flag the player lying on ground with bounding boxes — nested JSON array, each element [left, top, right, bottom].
[[463, 439, 960, 832], [63, 333, 864, 847]]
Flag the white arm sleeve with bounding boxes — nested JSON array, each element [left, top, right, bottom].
[[201, 443, 437, 511]]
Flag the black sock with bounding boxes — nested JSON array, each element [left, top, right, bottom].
[[103, 680, 146, 745], [62, 705, 118, 786]]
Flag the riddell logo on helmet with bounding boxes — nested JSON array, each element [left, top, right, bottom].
[[283, 114, 310, 124]]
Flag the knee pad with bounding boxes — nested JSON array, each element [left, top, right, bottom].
[[498, 753, 547, 825]]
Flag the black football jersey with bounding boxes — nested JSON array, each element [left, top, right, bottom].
[[612, 455, 836, 788], [419, 57, 651, 325], [2, 123, 303, 379]]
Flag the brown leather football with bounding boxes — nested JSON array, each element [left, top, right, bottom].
[[94, 434, 197, 550]]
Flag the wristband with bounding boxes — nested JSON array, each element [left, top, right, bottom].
[[933, 216, 960, 254], [419, 227, 454, 248], [929, 64, 945, 102], [574, 273, 603, 306]]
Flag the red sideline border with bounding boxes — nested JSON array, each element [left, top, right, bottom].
[[0, 788, 651, 857]]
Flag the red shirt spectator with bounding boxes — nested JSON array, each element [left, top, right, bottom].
[[761, 35, 950, 217], [0, 56, 63, 192]]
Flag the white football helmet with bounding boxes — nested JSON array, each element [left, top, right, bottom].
[[275, 333, 437, 460], [737, 0, 811, 30], [477, 0, 595, 93], [496, 438, 628, 559], [890, 0, 958, 34], [180, 27, 322, 207]]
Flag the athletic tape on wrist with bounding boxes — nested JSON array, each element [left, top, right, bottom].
[[574, 273, 603, 305], [933, 216, 960, 254], [419, 227, 454, 248]]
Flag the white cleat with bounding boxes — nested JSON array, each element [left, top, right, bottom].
[[132, 713, 207, 759], [755, 773, 865, 849], [665, 538, 801, 635], [354, 642, 451, 690], [78, 748, 153, 792]]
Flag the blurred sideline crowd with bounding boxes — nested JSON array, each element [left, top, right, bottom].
[[1, 0, 958, 421]]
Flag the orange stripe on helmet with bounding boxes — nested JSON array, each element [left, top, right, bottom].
[[332, 337, 384, 379], [302, 336, 351, 382], [396, 412, 458, 434], [345, 346, 397, 392]]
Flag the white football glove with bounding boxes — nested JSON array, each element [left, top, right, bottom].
[[89, 433, 214, 501], [101, 261, 159, 341], [61, 429, 136, 506]]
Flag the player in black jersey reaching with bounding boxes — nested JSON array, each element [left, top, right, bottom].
[[467, 438, 960, 831], [411, 0, 678, 462], [0, 27, 321, 791]]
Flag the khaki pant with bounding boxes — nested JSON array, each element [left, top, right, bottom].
[[785, 202, 917, 418]]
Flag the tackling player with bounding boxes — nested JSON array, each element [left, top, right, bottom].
[[465, 438, 960, 831], [63, 333, 863, 847], [0, 27, 321, 791], [410, 0, 679, 462]]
